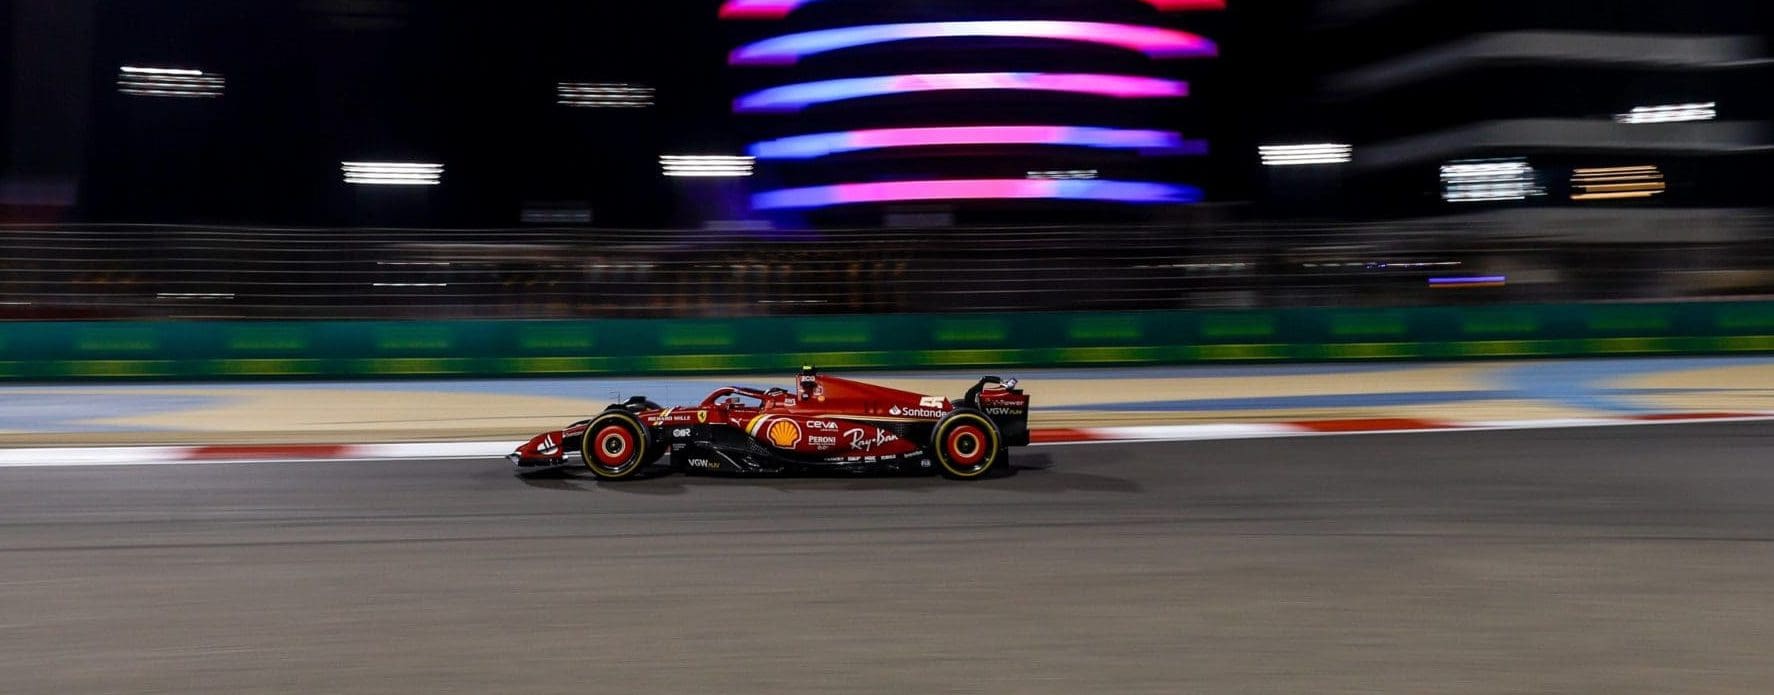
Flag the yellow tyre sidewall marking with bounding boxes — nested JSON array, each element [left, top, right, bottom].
[[935, 413, 1000, 479], [583, 412, 648, 479]]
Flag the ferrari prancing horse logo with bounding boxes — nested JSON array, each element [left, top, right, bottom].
[[767, 419, 802, 448]]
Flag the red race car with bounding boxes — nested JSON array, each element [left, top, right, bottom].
[[509, 367, 1030, 481]]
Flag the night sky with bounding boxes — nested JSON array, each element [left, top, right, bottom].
[[29, 0, 1770, 226], [66, 0, 1290, 227]]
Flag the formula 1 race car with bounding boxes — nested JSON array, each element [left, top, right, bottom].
[[508, 367, 1030, 481]]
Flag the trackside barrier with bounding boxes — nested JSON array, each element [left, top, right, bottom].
[[1, 301, 1772, 381]]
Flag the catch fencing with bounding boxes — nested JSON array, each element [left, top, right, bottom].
[[2, 221, 1771, 321]]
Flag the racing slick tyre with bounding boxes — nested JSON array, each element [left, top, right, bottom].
[[931, 409, 1003, 481], [580, 410, 652, 481]]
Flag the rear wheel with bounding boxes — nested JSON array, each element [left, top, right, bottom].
[[932, 410, 1002, 481], [580, 410, 651, 481]]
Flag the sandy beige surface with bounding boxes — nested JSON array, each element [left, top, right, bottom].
[[1, 361, 1767, 447], [1609, 363, 1774, 412]]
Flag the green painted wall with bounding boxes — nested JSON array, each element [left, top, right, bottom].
[[1, 302, 1771, 381]]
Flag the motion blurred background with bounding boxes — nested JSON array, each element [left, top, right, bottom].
[[2, 0, 1769, 323], [8, 6, 1774, 692]]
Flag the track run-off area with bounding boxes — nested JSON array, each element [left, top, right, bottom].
[[3, 421, 1773, 693]]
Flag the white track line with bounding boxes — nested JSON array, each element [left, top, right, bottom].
[[0, 447, 187, 467], [0, 416, 1770, 468], [353, 442, 522, 459], [1032, 415, 1774, 447]]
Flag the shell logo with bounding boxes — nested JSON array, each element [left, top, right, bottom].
[[767, 419, 802, 448]]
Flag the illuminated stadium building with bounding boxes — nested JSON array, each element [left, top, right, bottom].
[[16, 0, 1224, 227], [1287, 0, 1773, 225], [724, 0, 1225, 226]]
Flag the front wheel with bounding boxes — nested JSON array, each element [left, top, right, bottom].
[[931, 410, 1003, 481], [580, 410, 652, 481]]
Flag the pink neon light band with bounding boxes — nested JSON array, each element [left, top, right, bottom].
[[749, 126, 1204, 159], [720, 0, 1225, 20], [1146, 0, 1227, 9], [731, 21, 1217, 65], [735, 72, 1188, 113], [752, 179, 1203, 209]]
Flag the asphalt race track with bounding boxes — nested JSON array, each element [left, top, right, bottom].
[[3, 423, 1773, 693]]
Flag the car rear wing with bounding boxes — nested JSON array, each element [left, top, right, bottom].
[[964, 376, 1030, 447], [962, 376, 1018, 404]]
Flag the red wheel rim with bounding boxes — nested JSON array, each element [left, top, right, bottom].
[[945, 424, 988, 467], [591, 425, 636, 469]]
